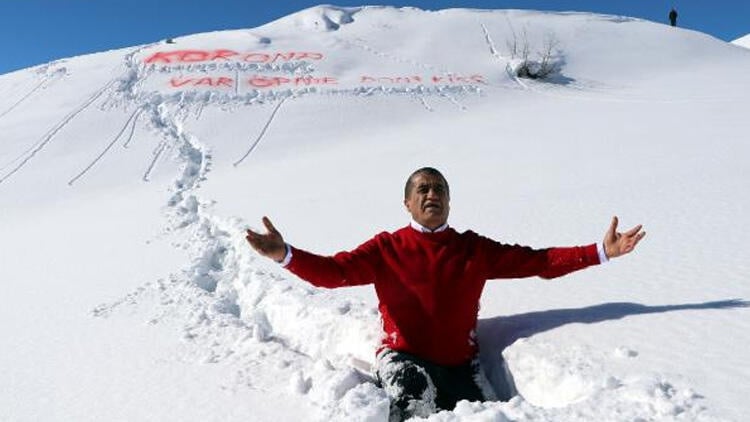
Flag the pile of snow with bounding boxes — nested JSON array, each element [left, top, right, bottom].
[[732, 33, 750, 48], [2, 5, 749, 421]]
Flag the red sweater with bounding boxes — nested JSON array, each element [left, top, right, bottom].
[[286, 226, 601, 366]]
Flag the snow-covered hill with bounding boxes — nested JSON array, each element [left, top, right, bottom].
[[2, 6, 749, 421], [733, 33, 750, 48]]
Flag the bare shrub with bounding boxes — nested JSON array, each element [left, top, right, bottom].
[[506, 26, 562, 80]]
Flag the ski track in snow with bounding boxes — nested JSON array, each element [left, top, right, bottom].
[[0, 46, 155, 186], [336, 36, 451, 75], [0, 67, 66, 121], [480, 23, 502, 60], [0, 79, 117, 185], [334, 35, 482, 111], [442, 93, 467, 111], [233, 95, 289, 167], [142, 137, 169, 182], [416, 96, 434, 112], [68, 106, 145, 186], [121, 107, 144, 148]]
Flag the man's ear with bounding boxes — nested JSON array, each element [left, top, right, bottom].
[[403, 198, 411, 212]]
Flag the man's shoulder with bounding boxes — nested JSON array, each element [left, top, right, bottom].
[[455, 228, 481, 239], [452, 229, 503, 250], [364, 227, 406, 242], [355, 227, 407, 251]]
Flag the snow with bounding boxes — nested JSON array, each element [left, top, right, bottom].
[[732, 33, 750, 48], [2, 5, 749, 421]]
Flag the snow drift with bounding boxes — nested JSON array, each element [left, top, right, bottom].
[[732, 33, 750, 48]]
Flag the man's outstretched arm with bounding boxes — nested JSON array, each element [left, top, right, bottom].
[[245, 216, 379, 288], [538, 216, 645, 278], [483, 216, 645, 280]]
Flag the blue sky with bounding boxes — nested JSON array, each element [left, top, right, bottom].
[[1, 0, 748, 75]]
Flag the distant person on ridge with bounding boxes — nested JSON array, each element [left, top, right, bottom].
[[669, 8, 678, 27], [245, 167, 646, 421]]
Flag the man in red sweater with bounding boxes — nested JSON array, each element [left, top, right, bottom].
[[246, 167, 645, 420]]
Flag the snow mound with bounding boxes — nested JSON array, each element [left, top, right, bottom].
[[732, 33, 750, 48], [286, 5, 361, 32]]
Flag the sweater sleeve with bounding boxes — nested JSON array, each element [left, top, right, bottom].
[[284, 235, 383, 288], [479, 235, 601, 280]]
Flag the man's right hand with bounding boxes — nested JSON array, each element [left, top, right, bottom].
[[245, 216, 287, 262]]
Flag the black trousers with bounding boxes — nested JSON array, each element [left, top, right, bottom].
[[376, 349, 485, 421]]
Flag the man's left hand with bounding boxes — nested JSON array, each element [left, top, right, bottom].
[[604, 216, 646, 259]]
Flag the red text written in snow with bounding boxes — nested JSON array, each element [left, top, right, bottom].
[[145, 50, 324, 64], [167, 74, 486, 89], [168, 76, 338, 88], [248, 76, 338, 88], [170, 77, 234, 88], [360, 74, 485, 84]]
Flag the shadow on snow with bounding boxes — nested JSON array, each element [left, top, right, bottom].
[[476, 299, 748, 401]]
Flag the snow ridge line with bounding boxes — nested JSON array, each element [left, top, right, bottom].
[[233, 96, 289, 167], [0, 79, 117, 185], [67, 106, 145, 186]]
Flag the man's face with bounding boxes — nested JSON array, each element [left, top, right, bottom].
[[404, 172, 450, 230]]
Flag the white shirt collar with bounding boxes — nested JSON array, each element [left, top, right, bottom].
[[410, 219, 449, 233]]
